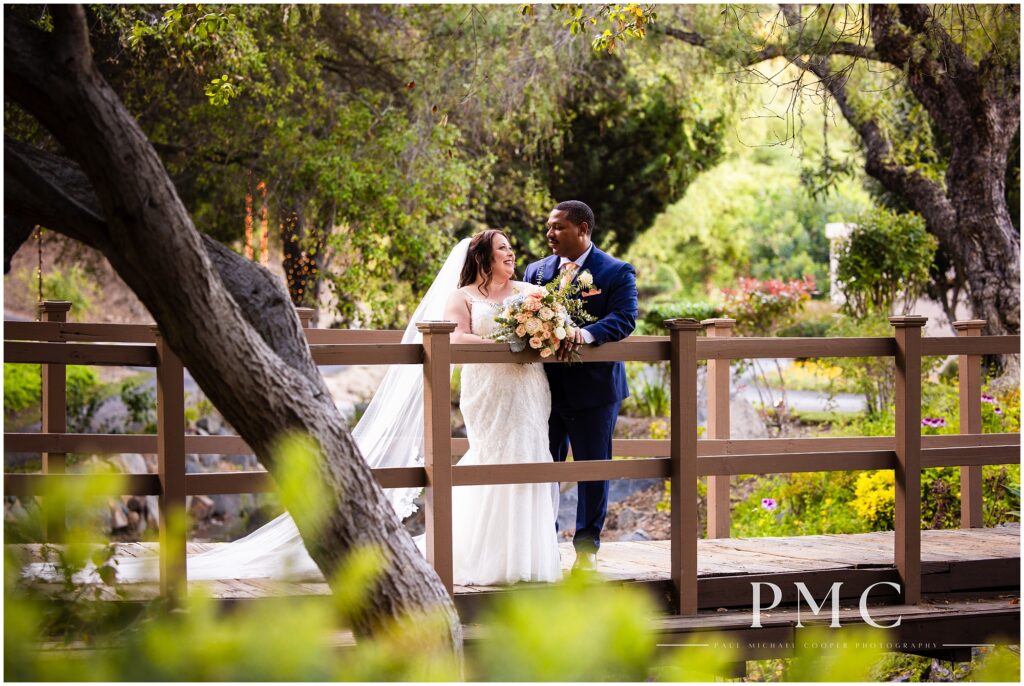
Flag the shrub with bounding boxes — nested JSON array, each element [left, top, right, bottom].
[[720, 275, 815, 337], [120, 375, 157, 433], [624, 362, 669, 417], [4, 363, 42, 414], [4, 364, 113, 432], [636, 300, 721, 335], [834, 208, 937, 319]]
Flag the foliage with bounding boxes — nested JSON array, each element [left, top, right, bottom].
[[544, 52, 726, 255], [721, 275, 815, 337], [119, 376, 157, 433], [623, 362, 669, 417], [4, 364, 113, 432], [15, 260, 99, 321], [824, 315, 897, 417], [546, 3, 658, 54], [777, 359, 859, 394], [65, 366, 115, 434], [834, 208, 938, 319], [635, 300, 721, 335], [4, 363, 42, 414], [626, 104, 873, 303]]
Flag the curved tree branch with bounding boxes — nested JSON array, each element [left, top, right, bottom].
[[4, 4, 461, 645]]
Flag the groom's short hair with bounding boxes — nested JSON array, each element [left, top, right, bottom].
[[554, 200, 595, 236]]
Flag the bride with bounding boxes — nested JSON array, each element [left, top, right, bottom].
[[441, 230, 561, 585], [27, 231, 562, 587]]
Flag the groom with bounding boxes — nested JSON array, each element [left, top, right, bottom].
[[523, 200, 638, 570]]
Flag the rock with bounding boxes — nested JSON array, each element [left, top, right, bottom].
[[210, 494, 242, 519], [729, 395, 771, 439], [145, 495, 160, 529], [618, 529, 651, 542], [557, 485, 578, 531], [108, 453, 149, 474], [616, 507, 639, 531], [196, 415, 227, 436], [189, 495, 215, 521], [225, 454, 258, 469], [109, 499, 129, 530], [608, 478, 662, 502], [5, 496, 29, 522], [198, 453, 220, 469]]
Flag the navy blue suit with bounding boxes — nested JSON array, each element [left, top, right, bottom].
[[523, 246, 638, 552]]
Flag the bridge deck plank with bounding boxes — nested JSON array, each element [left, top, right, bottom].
[[11, 524, 1017, 601]]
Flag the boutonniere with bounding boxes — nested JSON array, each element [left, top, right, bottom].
[[576, 270, 600, 296]]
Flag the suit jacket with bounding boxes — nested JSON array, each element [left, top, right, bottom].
[[523, 246, 638, 410]]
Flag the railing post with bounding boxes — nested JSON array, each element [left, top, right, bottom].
[[152, 327, 187, 603], [417, 321, 456, 596], [953, 319, 986, 528], [666, 318, 701, 615], [295, 307, 315, 330], [39, 300, 72, 542], [890, 315, 926, 605], [702, 318, 735, 539]]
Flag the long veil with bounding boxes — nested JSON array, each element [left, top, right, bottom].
[[26, 238, 470, 583]]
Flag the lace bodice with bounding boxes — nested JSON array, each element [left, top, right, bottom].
[[470, 299, 502, 338]]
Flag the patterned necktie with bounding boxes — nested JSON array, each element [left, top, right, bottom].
[[559, 261, 578, 289]]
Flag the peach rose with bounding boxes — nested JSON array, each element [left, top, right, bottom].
[[539, 347, 554, 358], [529, 336, 544, 349], [515, 324, 527, 337]]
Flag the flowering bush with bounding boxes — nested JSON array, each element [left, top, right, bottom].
[[488, 275, 594, 361], [720, 275, 815, 337]]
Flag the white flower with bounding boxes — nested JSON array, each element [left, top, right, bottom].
[[578, 270, 594, 288], [538, 306, 555, 321], [524, 317, 543, 335], [554, 327, 566, 340]]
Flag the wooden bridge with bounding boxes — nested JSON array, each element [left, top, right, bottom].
[[5, 303, 1020, 663]]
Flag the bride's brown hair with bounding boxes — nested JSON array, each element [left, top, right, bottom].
[[458, 229, 510, 297]]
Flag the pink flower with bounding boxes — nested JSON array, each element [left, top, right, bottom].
[[761, 498, 778, 511], [981, 393, 996, 404]]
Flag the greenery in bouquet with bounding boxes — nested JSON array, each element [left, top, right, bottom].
[[487, 276, 596, 361]]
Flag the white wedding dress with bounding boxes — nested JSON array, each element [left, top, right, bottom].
[[22, 239, 562, 587], [449, 298, 562, 586]]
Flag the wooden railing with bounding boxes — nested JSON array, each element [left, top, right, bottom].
[[4, 302, 1020, 614]]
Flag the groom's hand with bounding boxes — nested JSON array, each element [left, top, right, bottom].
[[558, 329, 585, 361]]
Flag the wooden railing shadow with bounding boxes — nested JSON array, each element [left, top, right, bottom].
[[4, 302, 1020, 614]]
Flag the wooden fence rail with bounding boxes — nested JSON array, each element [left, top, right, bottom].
[[4, 302, 1020, 615]]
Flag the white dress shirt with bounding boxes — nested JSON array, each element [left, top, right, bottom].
[[559, 245, 596, 344]]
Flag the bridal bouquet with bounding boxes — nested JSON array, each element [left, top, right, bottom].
[[488, 276, 595, 360]]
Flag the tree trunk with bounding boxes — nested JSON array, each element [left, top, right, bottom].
[[281, 205, 326, 315], [943, 143, 1021, 337], [4, 6, 461, 648]]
